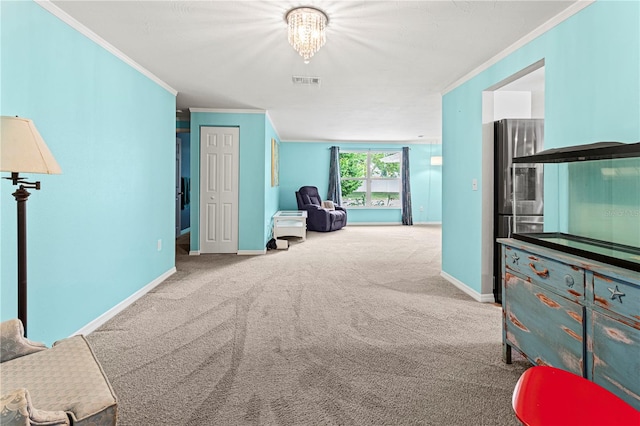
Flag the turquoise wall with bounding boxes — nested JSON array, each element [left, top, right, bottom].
[[190, 111, 277, 252], [0, 1, 176, 345], [442, 0, 640, 294], [279, 142, 442, 223]]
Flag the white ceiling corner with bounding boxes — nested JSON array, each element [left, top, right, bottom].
[[48, 0, 587, 143]]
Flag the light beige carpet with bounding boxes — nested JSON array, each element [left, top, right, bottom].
[[87, 225, 529, 425]]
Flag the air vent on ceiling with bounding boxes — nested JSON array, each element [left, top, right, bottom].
[[292, 76, 321, 85]]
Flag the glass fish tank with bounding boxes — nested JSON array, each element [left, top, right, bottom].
[[511, 141, 640, 272]]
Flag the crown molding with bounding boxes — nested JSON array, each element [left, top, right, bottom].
[[442, 0, 595, 95], [35, 0, 177, 96]]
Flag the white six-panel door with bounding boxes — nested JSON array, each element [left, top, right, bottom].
[[199, 126, 239, 253]]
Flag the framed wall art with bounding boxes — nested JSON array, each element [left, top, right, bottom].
[[271, 138, 279, 187]]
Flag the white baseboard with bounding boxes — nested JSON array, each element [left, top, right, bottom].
[[237, 249, 266, 255], [347, 222, 442, 226], [347, 222, 402, 226], [72, 267, 177, 336], [440, 271, 495, 303], [190, 249, 266, 255]]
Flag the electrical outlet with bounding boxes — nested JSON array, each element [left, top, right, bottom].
[[472, 179, 478, 191], [420, 206, 424, 212], [157, 239, 162, 251]]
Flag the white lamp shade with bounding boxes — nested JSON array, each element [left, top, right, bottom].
[[1, 116, 61, 174], [430, 155, 443, 166]]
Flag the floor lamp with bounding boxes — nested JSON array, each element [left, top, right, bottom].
[[1, 116, 61, 337]]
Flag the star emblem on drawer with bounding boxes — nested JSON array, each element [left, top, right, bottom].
[[608, 285, 625, 303], [511, 253, 520, 265]]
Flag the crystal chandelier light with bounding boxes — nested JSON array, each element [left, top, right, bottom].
[[285, 7, 328, 64]]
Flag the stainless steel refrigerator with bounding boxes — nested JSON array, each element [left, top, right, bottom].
[[493, 118, 544, 303]]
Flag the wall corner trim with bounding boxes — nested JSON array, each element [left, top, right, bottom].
[[440, 271, 495, 303], [34, 0, 178, 96], [266, 111, 282, 141], [189, 251, 201, 256], [442, 0, 595, 94], [71, 267, 177, 336]]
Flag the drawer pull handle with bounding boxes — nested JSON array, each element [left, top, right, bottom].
[[529, 263, 549, 278], [608, 285, 625, 303], [564, 275, 575, 287]]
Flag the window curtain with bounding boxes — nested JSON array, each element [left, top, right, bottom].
[[327, 146, 343, 205], [401, 146, 413, 225]]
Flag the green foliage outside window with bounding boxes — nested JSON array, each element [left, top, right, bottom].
[[339, 151, 401, 205], [370, 153, 400, 178], [339, 152, 366, 198]]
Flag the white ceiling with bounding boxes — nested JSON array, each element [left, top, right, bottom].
[[50, 0, 581, 142]]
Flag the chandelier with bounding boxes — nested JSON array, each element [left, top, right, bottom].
[[285, 7, 328, 64]]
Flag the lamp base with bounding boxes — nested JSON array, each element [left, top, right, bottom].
[[6, 173, 40, 337]]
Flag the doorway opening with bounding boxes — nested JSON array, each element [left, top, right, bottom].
[[176, 109, 191, 255], [481, 59, 546, 303]]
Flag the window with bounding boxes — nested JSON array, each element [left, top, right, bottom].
[[339, 151, 401, 207]]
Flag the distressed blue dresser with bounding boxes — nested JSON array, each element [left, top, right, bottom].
[[500, 238, 640, 410]]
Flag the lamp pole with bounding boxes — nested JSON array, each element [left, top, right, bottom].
[[8, 172, 40, 337], [2, 117, 62, 338]]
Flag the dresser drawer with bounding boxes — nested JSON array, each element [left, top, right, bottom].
[[592, 274, 640, 322], [504, 273, 584, 376], [503, 246, 585, 300], [589, 311, 640, 410]]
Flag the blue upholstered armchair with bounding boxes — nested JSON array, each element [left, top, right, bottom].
[[295, 186, 347, 232]]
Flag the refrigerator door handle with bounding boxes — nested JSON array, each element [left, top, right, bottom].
[[508, 216, 512, 238]]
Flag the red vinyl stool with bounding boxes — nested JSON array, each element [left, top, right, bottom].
[[512, 366, 640, 426]]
